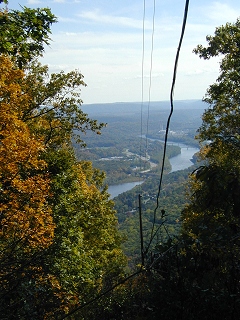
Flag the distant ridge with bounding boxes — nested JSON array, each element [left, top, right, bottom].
[[81, 99, 206, 116]]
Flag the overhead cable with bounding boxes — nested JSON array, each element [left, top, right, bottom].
[[58, 1, 190, 318], [145, 0, 156, 161], [145, 0, 190, 257], [139, 0, 146, 176]]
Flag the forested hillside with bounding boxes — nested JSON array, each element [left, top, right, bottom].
[[0, 2, 240, 319]]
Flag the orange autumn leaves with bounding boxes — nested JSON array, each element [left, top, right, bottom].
[[0, 55, 54, 252]]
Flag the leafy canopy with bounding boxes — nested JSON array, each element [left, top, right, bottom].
[[0, 55, 54, 253], [194, 18, 240, 153], [0, 3, 126, 319], [0, 4, 57, 67]]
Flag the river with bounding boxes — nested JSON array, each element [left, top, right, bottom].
[[168, 142, 199, 172], [108, 142, 199, 199], [108, 181, 144, 199]]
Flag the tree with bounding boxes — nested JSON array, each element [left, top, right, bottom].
[[21, 61, 104, 147], [45, 156, 126, 316], [193, 18, 240, 163], [177, 18, 240, 319], [0, 55, 58, 319], [0, 4, 57, 67], [187, 17, 240, 228], [0, 4, 126, 319], [0, 54, 54, 262]]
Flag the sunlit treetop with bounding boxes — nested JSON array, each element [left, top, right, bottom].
[[0, 3, 57, 68], [194, 18, 240, 156], [0, 55, 54, 251]]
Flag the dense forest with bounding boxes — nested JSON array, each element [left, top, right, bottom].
[[0, 2, 240, 319]]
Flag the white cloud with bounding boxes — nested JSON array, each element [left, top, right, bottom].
[[133, 73, 164, 79], [51, 31, 142, 49], [185, 68, 215, 76], [77, 9, 152, 30], [203, 2, 239, 24], [27, 0, 42, 4], [41, 1, 240, 103], [196, 1, 240, 27], [57, 16, 79, 23]]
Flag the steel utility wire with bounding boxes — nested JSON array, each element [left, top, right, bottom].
[[145, 0, 190, 257], [145, 0, 156, 162], [59, 1, 190, 318]]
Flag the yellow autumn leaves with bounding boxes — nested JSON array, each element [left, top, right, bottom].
[[0, 55, 54, 251]]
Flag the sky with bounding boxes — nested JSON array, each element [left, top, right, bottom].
[[6, 0, 240, 104]]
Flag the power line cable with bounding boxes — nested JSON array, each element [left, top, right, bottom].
[[145, 0, 156, 162], [58, 2, 190, 318], [138, 0, 156, 267], [139, 0, 146, 176], [59, 268, 144, 319], [144, 0, 190, 257]]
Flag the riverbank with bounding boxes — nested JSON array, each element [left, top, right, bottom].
[[107, 141, 199, 199], [108, 180, 144, 199]]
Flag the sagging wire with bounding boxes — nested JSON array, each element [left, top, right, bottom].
[[139, 0, 146, 177], [139, 0, 156, 268], [138, 0, 147, 264], [58, 1, 190, 318], [144, 0, 190, 259], [144, 0, 156, 163], [138, 194, 145, 266], [59, 268, 144, 320]]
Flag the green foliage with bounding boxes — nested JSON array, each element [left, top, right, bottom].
[[0, 4, 126, 319], [44, 151, 126, 305], [0, 5, 57, 67], [114, 168, 192, 263], [172, 18, 240, 320], [22, 61, 105, 147], [194, 18, 240, 151]]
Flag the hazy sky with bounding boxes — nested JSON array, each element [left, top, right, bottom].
[[6, 1, 240, 104]]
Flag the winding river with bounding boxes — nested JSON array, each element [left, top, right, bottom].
[[108, 142, 199, 199], [168, 142, 199, 172]]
